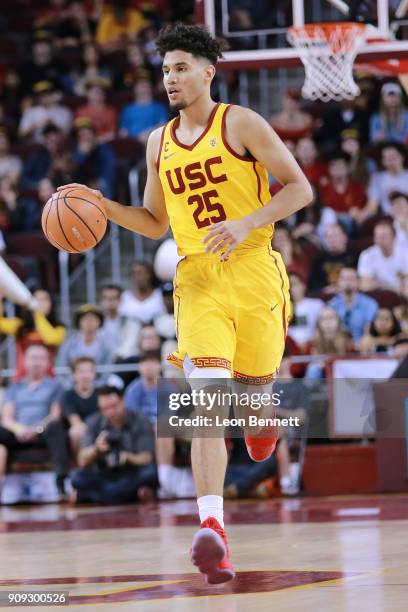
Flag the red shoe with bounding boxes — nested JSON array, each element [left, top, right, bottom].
[[244, 424, 279, 462], [190, 517, 236, 585]]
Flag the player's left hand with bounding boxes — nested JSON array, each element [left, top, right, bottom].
[[203, 219, 251, 261]]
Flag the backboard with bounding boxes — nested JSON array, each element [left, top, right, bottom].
[[197, 0, 408, 70]]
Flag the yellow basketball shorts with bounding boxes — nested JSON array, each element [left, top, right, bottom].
[[167, 245, 291, 384]]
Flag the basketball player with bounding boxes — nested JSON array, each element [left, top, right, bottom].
[[58, 23, 313, 584]]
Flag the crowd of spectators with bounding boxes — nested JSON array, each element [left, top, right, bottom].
[[0, 1, 408, 505], [269, 83, 408, 374], [0, 0, 186, 262]]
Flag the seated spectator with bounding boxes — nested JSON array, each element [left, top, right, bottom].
[[17, 177, 56, 231], [0, 128, 22, 185], [272, 224, 309, 281], [0, 289, 65, 381], [295, 136, 327, 188], [359, 308, 402, 354], [340, 128, 371, 184], [71, 117, 116, 199], [0, 69, 24, 138], [20, 124, 66, 189], [101, 284, 141, 362], [270, 89, 313, 144], [369, 82, 408, 144], [358, 220, 408, 292], [0, 344, 68, 497], [306, 307, 352, 378], [74, 43, 113, 97], [119, 261, 165, 323], [18, 81, 72, 143], [309, 223, 357, 291], [95, 1, 149, 52], [1, 176, 57, 232], [75, 78, 117, 142], [288, 271, 324, 350], [56, 304, 111, 376], [61, 357, 99, 460], [115, 42, 152, 90], [367, 141, 408, 215], [0, 177, 23, 231], [319, 151, 368, 229], [316, 98, 370, 151], [119, 78, 168, 141], [389, 191, 408, 251], [100, 283, 124, 348], [20, 33, 63, 96], [113, 323, 161, 387], [34, 0, 91, 48], [328, 267, 379, 342], [124, 350, 161, 426], [70, 385, 157, 504], [139, 324, 161, 352]]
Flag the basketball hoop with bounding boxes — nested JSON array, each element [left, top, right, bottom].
[[287, 22, 367, 102]]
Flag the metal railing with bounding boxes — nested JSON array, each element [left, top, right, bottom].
[[58, 166, 145, 327]]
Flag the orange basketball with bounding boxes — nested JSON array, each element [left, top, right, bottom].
[[42, 187, 107, 253]]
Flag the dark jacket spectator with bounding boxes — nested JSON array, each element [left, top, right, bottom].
[[359, 308, 402, 354], [20, 35, 63, 95], [61, 356, 99, 459], [20, 125, 67, 189], [309, 224, 357, 291], [71, 118, 116, 199]]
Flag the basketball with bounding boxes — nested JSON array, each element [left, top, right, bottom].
[[41, 187, 107, 253]]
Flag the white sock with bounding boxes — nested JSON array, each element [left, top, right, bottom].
[[158, 465, 174, 492], [197, 495, 224, 528]]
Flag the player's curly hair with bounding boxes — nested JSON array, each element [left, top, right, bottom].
[[156, 23, 228, 65]]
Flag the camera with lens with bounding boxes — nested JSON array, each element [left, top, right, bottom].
[[103, 430, 125, 470]]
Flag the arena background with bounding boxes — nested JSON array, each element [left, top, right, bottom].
[[0, 1, 408, 610]]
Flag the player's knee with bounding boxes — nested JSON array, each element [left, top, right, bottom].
[[187, 367, 232, 380]]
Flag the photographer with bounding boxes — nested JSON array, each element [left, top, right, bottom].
[[70, 385, 157, 504]]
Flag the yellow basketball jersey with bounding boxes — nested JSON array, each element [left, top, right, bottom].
[[157, 102, 273, 256]]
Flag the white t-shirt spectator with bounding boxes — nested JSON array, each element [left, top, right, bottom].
[[368, 170, 408, 214], [358, 244, 408, 291], [288, 298, 324, 345], [118, 289, 165, 323], [0, 155, 22, 182], [19, 105, 72, 142]]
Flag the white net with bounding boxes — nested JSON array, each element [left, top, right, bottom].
[[287, 22, 367, 102]]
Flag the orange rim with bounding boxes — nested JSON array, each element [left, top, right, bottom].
[[288, 22, 366, 53]]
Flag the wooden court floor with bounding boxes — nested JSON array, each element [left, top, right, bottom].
[[0, 494, 407, 611]]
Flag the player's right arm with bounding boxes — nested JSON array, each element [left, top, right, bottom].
[[57, 127, 169, 240]]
